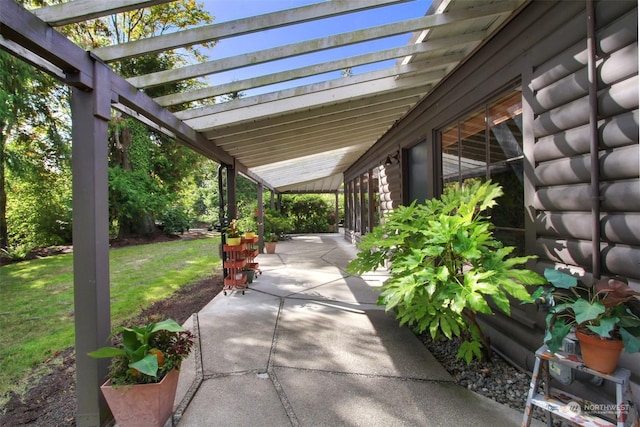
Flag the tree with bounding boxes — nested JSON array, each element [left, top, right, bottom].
[[0, 51, 71, 250], [62, 1, 215, 238]]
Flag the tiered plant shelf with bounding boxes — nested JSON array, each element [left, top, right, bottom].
[[222, 243, 247, 295], [242, 236, 261, 277]]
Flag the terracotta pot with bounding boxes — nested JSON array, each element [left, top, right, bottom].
[[226, 237, 242, 246], [100, 369, 179, 427], [576, 329, 623, 374], [265, 241, 277, 254]]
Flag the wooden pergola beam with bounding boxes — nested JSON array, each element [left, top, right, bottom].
[[126, 1, 517, 89], [32, 0, 174, 26], [92, 0, 409, 62]]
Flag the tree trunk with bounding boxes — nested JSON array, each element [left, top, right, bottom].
[[118, 213, 158, 239], [0, 125, 8, 249], [114, 123, 159, 239]]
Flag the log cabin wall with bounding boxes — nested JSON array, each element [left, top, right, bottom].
[[344, 0, 639, 403]]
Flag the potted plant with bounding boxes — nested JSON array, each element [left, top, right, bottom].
[[264, 232, 278, 254], [535, 269, 640, 374], [224, 219, 242, 245], [237, 215, 256, 239], [346, 180, 545, 363], [88, 317, 195, 427], [327, 212, 337, 232]]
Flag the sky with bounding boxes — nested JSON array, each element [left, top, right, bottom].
[[197, 0, 433, 97]]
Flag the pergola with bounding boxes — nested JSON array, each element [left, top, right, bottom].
[[0, 0, 527, 424]]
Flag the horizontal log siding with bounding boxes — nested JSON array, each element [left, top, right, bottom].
[[345, 0, 639, 395], [533, 3, 639, 280]]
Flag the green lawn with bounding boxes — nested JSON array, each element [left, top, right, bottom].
[[0, 236, 221, 402]]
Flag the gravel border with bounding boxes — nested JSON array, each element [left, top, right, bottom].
[[417, 333, 567, 426]]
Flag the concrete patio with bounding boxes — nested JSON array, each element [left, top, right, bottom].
[[170, 233, 536, 426]]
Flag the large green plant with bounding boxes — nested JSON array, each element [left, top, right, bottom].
[[346, 181, 544, 363]]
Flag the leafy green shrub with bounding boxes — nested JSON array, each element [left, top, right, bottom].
[[159, 206, 191, 234], [1, 243, 34, 261], [237, 213, 257, 234], [7, 172, 72, 248], [346, 180, 544, 363], [263, 208, 292, 237], [281, 194, 331, 233]]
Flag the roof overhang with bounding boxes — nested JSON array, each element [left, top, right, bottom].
[[1, 0, 528, 193]]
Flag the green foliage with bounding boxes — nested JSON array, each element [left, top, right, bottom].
[[346, 180, 544, 363], [107, 118, 205, 237], [537, 269, 640, 354], [237, 214, 256, 234], [108, 167, 167, 221], [263, 208, 293, 237], [1, 50, 71, 249], [280, 194, 333, 233], [7, 168, 72, 248], [126, 120, 153, 173], [159, 206, 191, 234], [0, 243, 33, 261], [88, 318, 194, 385]]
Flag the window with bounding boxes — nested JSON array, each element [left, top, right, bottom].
[[439, 89, 525, 254], [407, 140, 429, 203], [371, 168, 380, 228], [361, 173, 369, 234]]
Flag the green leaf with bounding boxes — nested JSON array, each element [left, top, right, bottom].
[[544, 318, 572, 353], [544, 269, 577, 289], [129, 353, 159, 377], [435, 265, 449, 282], [585, 317, 618, 338], [466, 292, 492, 314], [121, 328, 144, 352], [572, 299, 605, 325], [440, 313, 460, 338], [499, 278, 531, 301], [526, 286, 546, 304], [507, 268, 545, 286], [620, 328, 640, 353], [490, 291, 511, 314], [87, 347, 126, 359], [456, 340, 483, 365]]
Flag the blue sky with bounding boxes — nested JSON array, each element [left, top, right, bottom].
[[199, 0, 433, 96]]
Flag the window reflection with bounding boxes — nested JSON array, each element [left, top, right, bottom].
[[439, 89, 525, 255]]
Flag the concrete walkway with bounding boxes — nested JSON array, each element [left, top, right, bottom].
[[170, 233, 534, 427]]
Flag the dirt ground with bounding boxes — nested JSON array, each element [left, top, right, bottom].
[[0, 232, 224, 427]]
